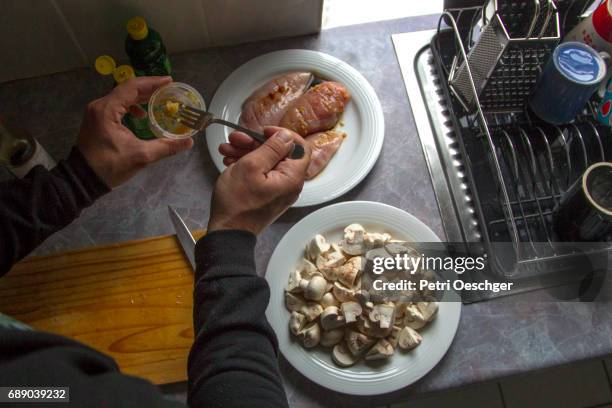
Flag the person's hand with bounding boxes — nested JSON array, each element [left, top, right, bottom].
[[218, 130, 263, 166], [208, 126, 310, 235], [77, 76, 194, 188]]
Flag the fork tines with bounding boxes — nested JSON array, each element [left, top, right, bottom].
[[178, 105, 206, 130]]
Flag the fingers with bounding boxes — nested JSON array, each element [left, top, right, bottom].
[[242, 129, 295, 173], [228, 131, 261, 149], [138, 137, 194, 164], [223, 157, 237, 166], [219, 143, 252, 159], [110, 76, 173, 111]]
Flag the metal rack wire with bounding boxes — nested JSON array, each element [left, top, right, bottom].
[[434, 7, 611, 279]]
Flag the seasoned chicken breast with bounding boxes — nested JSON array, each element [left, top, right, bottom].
[[305, 131, 346, 180], [240, 72, 313, 133], [280, 82, 351, 137]]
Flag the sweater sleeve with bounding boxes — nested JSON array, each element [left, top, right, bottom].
[[0, 147, 110, 276], [188, 230, 289, 408]]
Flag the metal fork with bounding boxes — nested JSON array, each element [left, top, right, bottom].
[[178, 105, 305, 160]]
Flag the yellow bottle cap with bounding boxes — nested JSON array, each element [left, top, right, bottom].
[[127, 16, 148, 40], [94, 55, 116, 76], [113, 65, 135, 84]]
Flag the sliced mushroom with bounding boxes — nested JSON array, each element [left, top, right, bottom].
[[340, 225, 366, 256], [307, 234, 331, 261], [341, 301, 363, 323], [316, 245, 346, 274], [285, 292, 306, 312], [297, 258, 318, 278], [345, 329, 376, 356], [394, 302, 408, 318], [285, 270, 303, 293], [354, 290, 370, 308], [403, 304, 427, 330], [356, 315, 392, 338], [364, 232, 391, 249], [417, 302, 438, 323], [387, 325, 402, 348], [320, 306, 346, 330], [332, 342, 359, 367], [320, 292, 338, 308], [298, 322, 321, 348], [344, 223, 366, 244], [365, 338, 395, 360], [320, 329, 344, 347], [369, 304, 395, 329], [384, 241, 411, 256], [300, 302, 323, 322], [300, 275, 328, 301], [397, 326, 422, 350], [289, 311, 307, 336], [333, 282, 356, 302], [337, 256, 365, 287]]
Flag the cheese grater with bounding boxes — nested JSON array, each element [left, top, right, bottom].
[[449, 0, 561, 113]]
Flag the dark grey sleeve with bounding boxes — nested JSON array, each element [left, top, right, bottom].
[[188, 230, 289, 408]]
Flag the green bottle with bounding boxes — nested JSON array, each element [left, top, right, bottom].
[[125, 16, 171, 77], [94, 55, 156, 140]]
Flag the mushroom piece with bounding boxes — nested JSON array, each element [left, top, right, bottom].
[[345, 329, 376, 356], [289, 312, 307, 336], [341, 301, 363, 323], [403, 304, 427, 330], [354, 290, 370, 308], [344, 223, 366, 244], [369, 304, 395, 329], [387, 325, 402, 348], [300, 302, 323, 322], [316, 244, 346, 277], [356, 315, 392, 339], [297, 258, 318, 278], [364, 232, 391, 249], [298, 322, 321, 348], [285, 292, 306, 312], [332, 342, 359, 367], [417, 302, 438, 323], [340, 224, 367, 256], [320, 329, 344, 347], [394, 302, 408, 318], [337, 256, 365, 287], [285, 270, 303, 293], [306, 234, 331, 261], [320, 306, 346, 330], [397, 326, 422, 350], [365, 338, 395, 360], [299, 275, 328, 301], [320, 292, 338, 308], [332, 282, 356, 302]]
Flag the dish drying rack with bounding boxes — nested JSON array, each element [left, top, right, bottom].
[[431, 3, 611, 281]]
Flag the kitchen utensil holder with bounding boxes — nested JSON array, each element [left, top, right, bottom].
[[434, 7, 611, 279], [449, 0, 561, 113]]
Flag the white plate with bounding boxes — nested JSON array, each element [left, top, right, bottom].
[[265, 201, 461, 395], [206, 50, 385, 207]]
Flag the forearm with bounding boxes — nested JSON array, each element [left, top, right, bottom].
[[0, 148, 109, 275], [188, 230, 288, 408]]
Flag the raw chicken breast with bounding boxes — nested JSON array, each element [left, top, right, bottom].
[[280, 82, 351, 137], [305, 131, 346, 180], [240, 72, 313, 133]]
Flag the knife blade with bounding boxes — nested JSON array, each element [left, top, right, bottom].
[[168, 205, 197, 271]]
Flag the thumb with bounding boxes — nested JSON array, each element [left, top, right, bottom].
[[246, 129, 294, 172], [140, 137, 194, 163]]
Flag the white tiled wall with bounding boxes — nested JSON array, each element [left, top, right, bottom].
[[0, 0, 323, 83]]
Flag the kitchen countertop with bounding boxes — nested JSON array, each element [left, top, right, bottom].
[[1, 14, 611, 408]]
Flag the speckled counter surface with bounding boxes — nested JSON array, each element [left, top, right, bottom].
[[1, 14, 611, 408]]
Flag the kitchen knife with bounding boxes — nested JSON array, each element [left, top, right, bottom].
[[167, 205, 197, 271]]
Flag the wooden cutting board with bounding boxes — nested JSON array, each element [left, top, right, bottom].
[[0, 231, 205, 385]]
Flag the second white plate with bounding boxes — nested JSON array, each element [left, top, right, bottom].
[[265, 201, 461, 395], [206, 49, 385, 207]]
